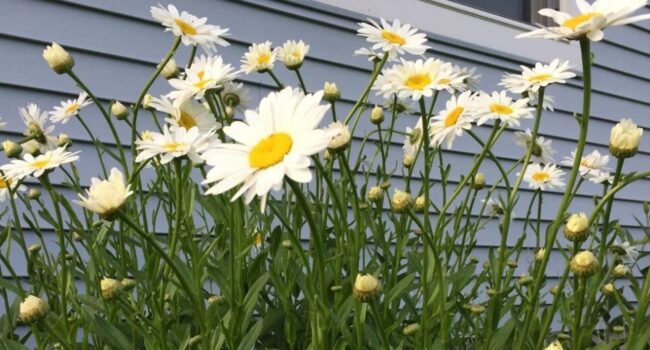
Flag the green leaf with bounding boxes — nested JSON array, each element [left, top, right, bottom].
[[387, 273, 416, 304], [236, 319, 263, 350], [92, 315, 134, 350]]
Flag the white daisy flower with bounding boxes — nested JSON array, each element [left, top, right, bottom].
[[241, 41, 277, 74], [49, 92, 93, 124], [150, 4, 229, 52], [527, 90, 555, 111], [403, 118, 425, 157], [500, 59, 576, 93], [513, 128, 556, 163], [221, 81, 251, 112], [19, 103, 57, 153], [517, 0, 650, 41], [135, 125, 218, 165], [149, 96, 219, 133], [612, 239, 640, 265], [429, 91, 476, 149], [1, 147, 79, 180], [201, 87, 331, 210], [357, 18, 429, 58], [276, 40, 309, 70], [375, 58, 456, 100], [0, 174, 25, 203], [75, 167, 133, 219], [561, 149, 612, 184], [167, 55, 236, 105], [522, 163, 566, 191], [475, 91, 533, 127]]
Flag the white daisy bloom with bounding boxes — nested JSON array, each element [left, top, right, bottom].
[[500, 59, 576, 93], [0, 174, 25, 203], [522, 163, 566, 191], [167, 55, 236, 105], [1, 147, 79, 180], [517, 0, 650, 41], [403, 118, 425, 158], [19, 103, 58, 153], [513, 128, 556, 163], [276, 40, 309, 70], [135, 125, 219, 165], [201, 87, 331, 210], [75, 167, 133, 219], [612, 239, 640, 265], [527, 90, 555, 111], [149, 96, 219, 133], [429, 91, 476, 149], [561, 149, 612, 184], [241, 41, 277, 74], [375, 58, 456, 100], [221, 81, 251, 112], [48, 92, 93, 124], [475, 91, 533, 127], [150, 4, 229, 52], [357, 18, 429, 58]]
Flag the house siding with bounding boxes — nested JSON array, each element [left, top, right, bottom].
[[1, 0, 649, 292]]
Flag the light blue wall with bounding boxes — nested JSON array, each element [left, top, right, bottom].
[[1, 0, 649, 290]]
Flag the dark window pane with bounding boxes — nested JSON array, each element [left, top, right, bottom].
[[448, 0, 528, 22]]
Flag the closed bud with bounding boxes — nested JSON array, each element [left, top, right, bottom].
[[19, 295, 49, 324], [160, 58, 179, 79], [535, 248, 546, 262], [353, 274, 380, 302], [281, 239, 293, 250], [100, 277, 123, 300], [57, 133, 72, 148], [3, 140, 22, 158], [111, 101, 129, 120], [22, 140, 40, 156], [390, 189, 413, 213], [28, 244, 41, 255], [612, 264, 630, 278], [472, 172, 485, 190], [470, 304, 486, 314], [43, 43, 74, 74], [403, 154, 415, 168], [601, 283, 616, 296], [402, 323, 420, 336], [609, 119, 642, 159], [121, 278, 136, 291], [323, 82, 340, 102], [544, 340, 564, 350], [326, 122, 351, 151], [27, 123, 45, 143], [486, 288, 497, 297], [550, 285, 561, 296], [379, 181, 391, 189], [564, 212, 589, 242], [142, 94, 154, 109], [507, 260, 518, 268], [469, 256, 479, 264], [367, 186, 384, 202], [518, 274, 533, 286], [323, 149, 332, 161], [72, 231, 84, 242], [27, 188, 41, 200], [570, 250, 599, 277], [370, 105, 384, 125], [207, 295, 225, 304], [413, 195, 426, 212]]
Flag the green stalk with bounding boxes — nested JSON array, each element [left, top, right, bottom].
[[295, 69, 308, 93], [266, 70, 285, 89], [343, 53, 388, 125]]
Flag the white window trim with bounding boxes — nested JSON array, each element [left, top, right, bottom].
[[315, 0, 582, 70]]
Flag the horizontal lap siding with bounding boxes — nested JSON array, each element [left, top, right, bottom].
[[1, 0, 649, 288]]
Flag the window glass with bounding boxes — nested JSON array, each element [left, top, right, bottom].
[[448, 0, 528, 22]]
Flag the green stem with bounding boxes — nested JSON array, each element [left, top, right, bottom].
[[295, 69, 308, 93], [266, 70, 284, 89], [343, 53, 388, 125]]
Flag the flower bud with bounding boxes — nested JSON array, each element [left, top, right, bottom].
[[281, 239, 293, 250], [27, 123, 45, 143], [486, 288, 497, 297], [403, 154, 415, 168], [390, 189, 413, 213], [111, 101, 129, 121], [160, 58, 179, 79], [570, 250, 599, 277], [470, 304, 486, 314], [535, 248, 546, 262], [326, 122, 351, 151], [224, 106, 235, 120], [27, 188, 41, 200], [564, 212, 589, 242], [254, 232, 263, 247], [207, 295, 225, 305], [367, 186, 384, 202], [469, 256, 479, 264], [611, 325, 625, 333], [601, 283, 615, 296], [323, 82, 340, 102], [609, 119, 642, 159], [507, 260, 518, 268], [472, 172, 485, 190], [21, 140, 40, 156], [402, 323, 420, 336], [43, 43, 74, 74], [353, 274, 380, 302], [57, 133, 72, 148], [413, 195, 426, 212], [19, 295, 49, 323], [28, 244, 41, 255], [518, 274, 533, 286], [3, 140, 22, 158], [370, 106, 384, 125], [544, 340, 564, 350], [612, 264, 630, 278], [142, 94, 154, 109], [72, 231, 84, 242], [121, 278, 136, 291], [550, 285, 561, 296], [323, 149, 332, 161], [100, 277, 123, 300]]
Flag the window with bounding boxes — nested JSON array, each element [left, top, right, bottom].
[[448, 0, 559, 24]]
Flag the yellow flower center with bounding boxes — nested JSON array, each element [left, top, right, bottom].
[[580, 159, 592, 168], [257, 54, 270, 65], [381, 30, 406, 45], [254, 233, 263, 247], [291, 51, 302, 58], [527, 73, 552, 82], [249, 133, 293, 169], [531, 172, 550, 182], [64, 103, 80, 115], [163, 142, 187, 152], [404, 74, 432, 90], [562, 13, 600, 30], [444, 107, 465, 127], [439, 78, 451, 85], [0, 176, 11, 189], [489, 103, 513, 115], [192, 70, 213, 90], [31, 159, 51, 169], [174, 18, 197, 35], [178, 112, 197, 129]]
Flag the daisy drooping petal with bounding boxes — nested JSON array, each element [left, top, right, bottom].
[[167, 55, 236, 105], [500, 59, 576, 93], [513, 128, 556, 164], [1, 147, 79, 180]]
